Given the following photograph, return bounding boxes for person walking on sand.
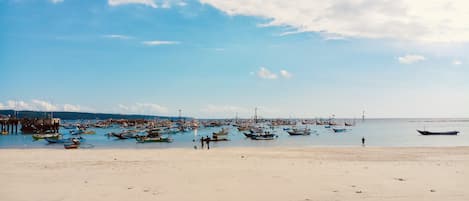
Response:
[362,137,366,146]
[200,137,204,149]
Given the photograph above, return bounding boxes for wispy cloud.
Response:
[200,0,469,43]
[142,40,180,46]
[117,103,168,114]
[108,0,187,9]
[108,0,158,8]
[50,0,64,4]
[103,34,133,40]
[398,54,426,64]
[280,70,292,79]
[452,60,462,65]
[256,67,293,79]
[257,67,278,79]
[0,99,92,112]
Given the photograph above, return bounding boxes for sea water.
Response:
[1,119,468,149]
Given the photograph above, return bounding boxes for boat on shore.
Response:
[417,130,459,135]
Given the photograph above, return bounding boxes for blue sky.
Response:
[1,0,469,118]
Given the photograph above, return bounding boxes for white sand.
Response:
[1,147,468,201]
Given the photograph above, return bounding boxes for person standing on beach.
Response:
[200,137,204,149]
[205,136,210,150]
[362,137,366,146]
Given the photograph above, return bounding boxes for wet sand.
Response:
[1,147,468,201]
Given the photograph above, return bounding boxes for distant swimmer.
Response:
[362,137,366,146]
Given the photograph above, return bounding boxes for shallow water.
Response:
[1,119,468,149]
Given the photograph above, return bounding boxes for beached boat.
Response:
[417,130,459,135]
[287,128,312,136]
[332,128,347,133]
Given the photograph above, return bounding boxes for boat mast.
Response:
[254,107,258,124]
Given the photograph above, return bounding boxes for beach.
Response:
[1,147,468,201]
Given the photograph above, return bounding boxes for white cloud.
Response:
[257,67,278,79]
[31,99,58,111]
[452,60,462,65]
[117,103,169,114]
[108,0,158,8]
[161,1,171,8]
[50,0,64,4]
[63,104,81,112]
[398,54,426,64]
[142,40,180,46]
[200,0,469,43]
[280,70,292,79]
[0,100,92,112]
[103,34,133,40]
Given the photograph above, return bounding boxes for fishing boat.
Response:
[135,136,172,143]
[333,128,347,133]
[64,143,79,149]
[417,130,459,135]
[46,137,85,144]
[344,122,353,126]
[82,130,96,134]
[64,138,81,149]
[213,128,229,136]
[32,133,61,140]
[251,133,278,140]
[1,130,8,135]
[135,128,172,143]
[287,128,312,136]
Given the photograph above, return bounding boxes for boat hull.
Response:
[417,130,459,135]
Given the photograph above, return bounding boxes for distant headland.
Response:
[0,110,184,120]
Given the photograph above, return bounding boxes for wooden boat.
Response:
[251,134,277,140]
[111,132,135,139]
[333,128,347,133]
[82,130,96,134]
[287,128,311,136]
[213,128,229,136]
[135,136,172,143]
[46,137,85,144]
[64,143,79,149]
[417,130,459,135]
[32,133,61,140]
[243,132,254,138]
[64,139,81,149]
[1,130,8,135]
[344,122,353,126]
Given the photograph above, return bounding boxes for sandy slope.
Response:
[1,147,468,201]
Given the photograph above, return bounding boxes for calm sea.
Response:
[1,119,468,149]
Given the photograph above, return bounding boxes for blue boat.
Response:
[333,128,347,133]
